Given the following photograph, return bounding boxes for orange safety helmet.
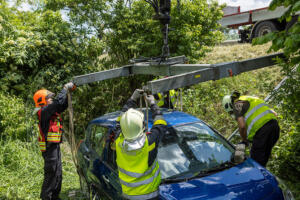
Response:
[33,89,55,107]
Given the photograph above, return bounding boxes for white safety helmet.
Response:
[222,95,234,113]
[120,108,145,140]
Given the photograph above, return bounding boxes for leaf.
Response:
[292,1,300,13]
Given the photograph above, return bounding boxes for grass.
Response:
[0,139,81,200]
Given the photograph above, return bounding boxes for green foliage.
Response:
[45,0,224,64]
[104,0,224,64]
[0,92,35,140]
[0,140,80,199]
[253,0,300,197]
[0,4,104,99]
[252,2,300,120]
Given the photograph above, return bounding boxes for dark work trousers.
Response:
[40,143,62,200]
[251,119,280,167]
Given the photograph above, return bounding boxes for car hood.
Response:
[159,158,282,200]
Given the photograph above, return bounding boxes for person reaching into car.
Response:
[222,91,280,167]
[33,82,75,200]
[114,89,167,200]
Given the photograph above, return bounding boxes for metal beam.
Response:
[131,64,170,76]
[73,66,131,86]
[148,55,188,65]
[131,63,212,76]
[145,68,214,93]
[170,64,213,75]
[145,53,283,93]
[73,53,283,87]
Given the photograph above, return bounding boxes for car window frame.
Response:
[86,123,107,157]
[157,121,235,180]
[173,121,235,150]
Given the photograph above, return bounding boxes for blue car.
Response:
[76,108,293,200]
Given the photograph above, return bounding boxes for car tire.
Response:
[253,21,278,38]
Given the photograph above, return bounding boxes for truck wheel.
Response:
[253,21,278,38]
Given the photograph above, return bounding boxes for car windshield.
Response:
[157,122,234,180]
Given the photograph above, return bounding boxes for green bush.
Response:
[0,5,104,100]
[253,0,300,196]
[0,92,36,141]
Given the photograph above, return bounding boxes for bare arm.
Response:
[236,116,248,143]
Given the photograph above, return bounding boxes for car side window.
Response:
[90,125,107,156]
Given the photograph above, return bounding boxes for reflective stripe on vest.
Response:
[37,110,63,152]
[244,103,269,121]
[118,159,158,178]
[116,134,161,199]
[39,141,46,151]
[238,96,277,141]
[119,168,160,187]
[37,110,46,152]
[122,190,159,200]
[46,116,62,143]
[247,110,274,135]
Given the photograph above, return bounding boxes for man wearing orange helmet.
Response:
[33,82,75,200]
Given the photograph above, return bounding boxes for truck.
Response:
[219,6,300,43]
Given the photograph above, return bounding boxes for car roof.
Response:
[89,108,202,130]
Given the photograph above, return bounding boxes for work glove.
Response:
[145,95,156,105]
[130,89,144,101]
[64,82,76,91]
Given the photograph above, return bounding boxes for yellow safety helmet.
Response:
[120,108,145,140]
[33,89,55,107]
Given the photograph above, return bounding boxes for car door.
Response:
[101,128,123,199]
[87,124,122,199]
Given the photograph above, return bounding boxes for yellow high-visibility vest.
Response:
[156,90,178,108]
[238,96,277,141]
[116,135,161,200]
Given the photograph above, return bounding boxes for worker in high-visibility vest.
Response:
[115,89,167,200]
[154,89,178,109]
[222,91,280,167]
[152,77,178,109]
[33,82,75,200]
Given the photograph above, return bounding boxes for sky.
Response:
[217,0,272,11]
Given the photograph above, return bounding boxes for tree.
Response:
[105,0,224,64]
[43,0,224,65]
[0,2,104,99]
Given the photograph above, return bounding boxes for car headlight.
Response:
[276,177,294,200]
